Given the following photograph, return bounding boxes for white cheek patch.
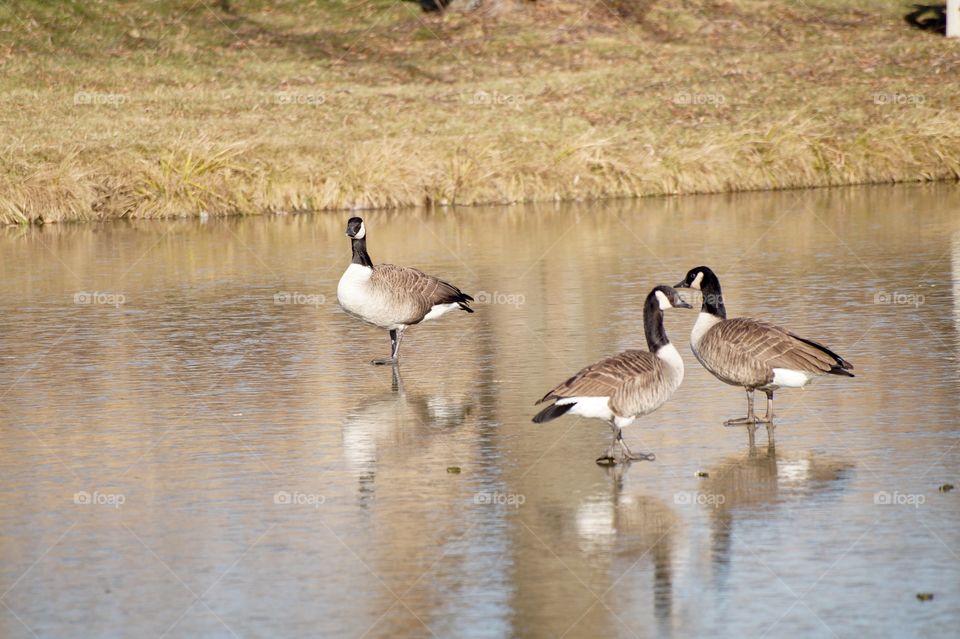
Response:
[655,290,672,310]
[354,222,366,239]
[691,271,704,290]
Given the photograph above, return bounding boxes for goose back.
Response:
[696,317,850,388]
[537,349,682,418]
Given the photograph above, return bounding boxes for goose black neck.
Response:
[700,272,727,319]
[643,294,670,353]
[351,237,373,267]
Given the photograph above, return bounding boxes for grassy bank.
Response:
[1,0,959,224]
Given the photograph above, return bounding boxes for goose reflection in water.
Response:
[341,366,474,505]
[699,445,853,578]
[576,469,679,632]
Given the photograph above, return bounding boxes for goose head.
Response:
[652,285,692,310]
[345,217,366,239]
[675,265,718,291]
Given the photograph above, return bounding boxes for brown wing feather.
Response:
[370,264,472,324]
[537,350,659,404]
[699,318,842,386]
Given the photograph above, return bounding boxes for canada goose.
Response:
[532,285,692,465]
[675,266,854,440]
[337,217,474,365]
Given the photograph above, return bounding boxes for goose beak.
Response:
[676,299,693,309]
[674,281,689,289]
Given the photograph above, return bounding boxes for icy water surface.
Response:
[1,184,958,638]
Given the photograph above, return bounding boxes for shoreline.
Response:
[6,167,959,226]
[8,179,956,229]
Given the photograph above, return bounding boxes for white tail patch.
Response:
[557,396,614,422]
[771,368,816,388]
[422,302,459,321]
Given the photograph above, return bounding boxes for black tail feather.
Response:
[790,333,855,373]
[451,290,473,313]
[532,402,573,424]
[828,366,855,378]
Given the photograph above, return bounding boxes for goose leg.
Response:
[757,390,774,424]
[763,390,776,447]
[724,388,758,427]
[393,328,404,359]
[596,425,655,465]
[617,429,656,462]
[371,329,402,366]
[596,423,623,466]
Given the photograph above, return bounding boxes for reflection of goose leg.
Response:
[603,462,630,483]
[724,388,758,428]
[390,365,404,394]
[372,328,403,365]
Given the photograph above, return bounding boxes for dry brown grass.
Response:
[1,0,959,224]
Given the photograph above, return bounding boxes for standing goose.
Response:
[337,217,474,365]
[532,285,692,465]
[674,266,854,441]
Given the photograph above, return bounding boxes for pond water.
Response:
[0,184,958,638]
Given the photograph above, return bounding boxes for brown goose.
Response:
[675,266,854,440]
[337,217,473,365]
[532,285,692,465]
